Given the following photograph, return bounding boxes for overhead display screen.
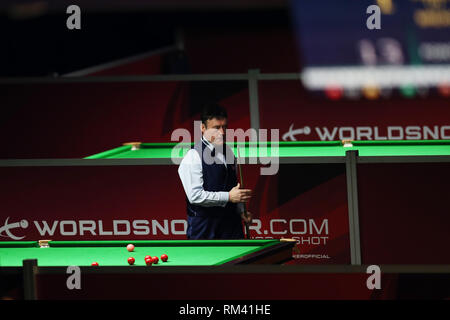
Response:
[292,0,450,67]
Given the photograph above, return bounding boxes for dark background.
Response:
[0,1,296,76]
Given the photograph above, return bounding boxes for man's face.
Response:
[201,117,227,145]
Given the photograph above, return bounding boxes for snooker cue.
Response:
[237,146,251,239]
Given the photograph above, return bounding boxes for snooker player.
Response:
[178,104,253,239]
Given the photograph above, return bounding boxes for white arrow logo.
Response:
[0,217,29,240]
[282,124,311,141]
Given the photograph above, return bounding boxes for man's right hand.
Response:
[229,183,252,203]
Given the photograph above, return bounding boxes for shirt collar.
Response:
[201,136,215,151]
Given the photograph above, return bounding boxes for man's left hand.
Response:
[241,211,253,224]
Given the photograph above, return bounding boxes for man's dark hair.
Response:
[201,103,228,126]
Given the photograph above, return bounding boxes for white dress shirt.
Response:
[178,137,244,213]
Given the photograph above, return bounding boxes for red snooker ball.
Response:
[145,255,152,260]
[145,258,153,266]
[128,257,135,265]
[152,256,159,264]
[161,254,168,262]
[127,244,135,252]
[91,262,99,266]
